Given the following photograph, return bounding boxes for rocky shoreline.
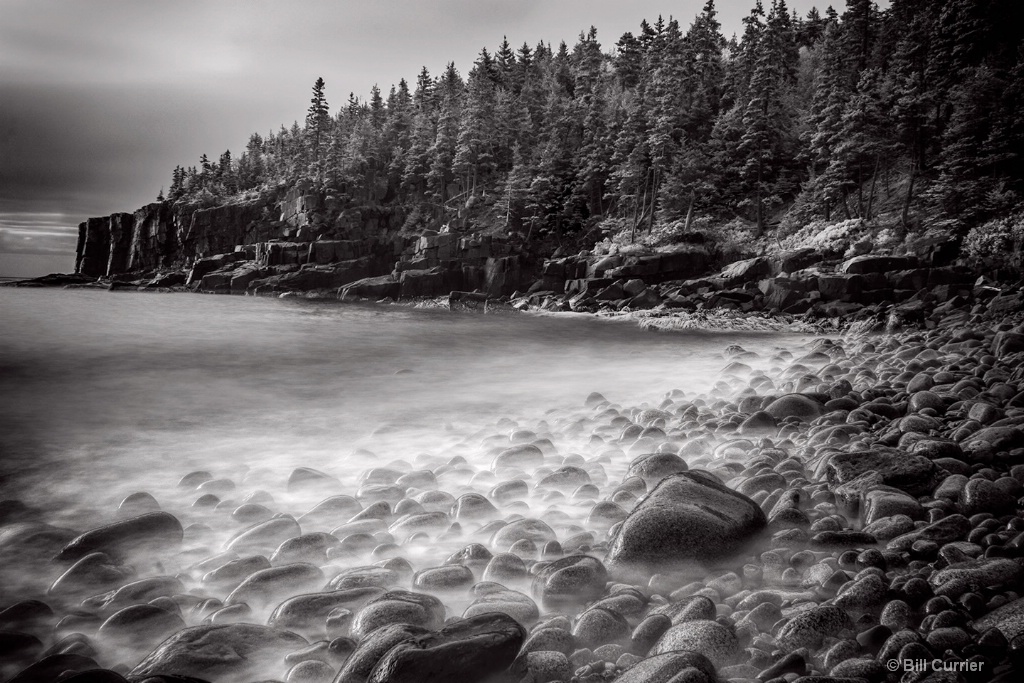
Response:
[3,299,1024,683]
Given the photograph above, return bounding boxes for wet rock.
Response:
[764,394,825,422]
[7,654,101,683]
[268,588,385,639]
[286,659,335,683]
[202,555,271,590]
[651,619,740,668]
[493,445,545,472]
[224,563,325,612]
[450,494,497,522]
[887,514,972,551]
[490,480,528,503]
[339,612,526,683]
[928,558,1023,600]
[48,551,135,598]
[482,553,529,584]
[822,449,941,497]
[413,565,475,591]
[96,603,185,651]
[522,627,575,656]
[350,590,446,639]
[532,554,608,608]
[961,478,1017,516]
[611,651,718,683]
[463,585,539,624]
[299,496,362,528]
[326,566,400,591]
[625,453,689,488]
[604,471,767,581]
[129,623,307,683]
[572,607,630,649]
[776,605,854,651]
[117,491,160,517]
[55,512,183,563]
[388,512,450,541]
[83,576,185,613]
[272,532,341,564]
[491,518,556,551]
[974,596,1024,640]
[225,516,301,555]
[522,651,571,683]
[288,467,341,493]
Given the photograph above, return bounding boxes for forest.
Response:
[162,0,1024,260]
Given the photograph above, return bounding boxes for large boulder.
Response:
[841,255,917,274]
[720,257,771,286]
[129,623,307,683]
[337,612,526,683]
[604,471,767,581]
[54,512,182,564]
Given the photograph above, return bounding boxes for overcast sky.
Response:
[0,0,834,276]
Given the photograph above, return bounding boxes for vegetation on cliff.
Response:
[162,0,1023,261]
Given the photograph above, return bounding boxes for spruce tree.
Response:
[306,77,331,177]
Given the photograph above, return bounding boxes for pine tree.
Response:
[306,77,331,178]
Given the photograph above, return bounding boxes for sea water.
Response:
[0,288,807,530]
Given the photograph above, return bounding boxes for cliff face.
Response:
[72,193,542,299]
[76,199,270,277]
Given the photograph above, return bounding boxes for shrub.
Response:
[962,213,1024,268]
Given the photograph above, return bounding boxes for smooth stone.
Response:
[928,559,1023,600]
[572,607,630,649]
[271,532,341,564]
[225,517,301,555]
[413,565,475,591]
[532,554,608,608]
[267,588,385,639]
[340,612,526,683]
[493,445,545,471]
[491,519,556,551]
[55,512,183,564]
[326,566,400,591]
[96,604,185,650]
[625,453,689,488]
[974,596,1024,640]
[48,552,135,597]
[611,651,718,683]
[129,623,307,682]
[464,587,539,624]
[350,590,445,640]
[202,555,271,589]
[886,514,972,552]
[299,496,362,528]
[604,471,767,581]
[523,651,572,683]
[224,563,325,612]
[482,553,529,584]
[775,605,853,651]
[450,494,498,522]
[522,627,575,656]
[650,619,740,668]
[388,512,450,541]
[763,394,825,421]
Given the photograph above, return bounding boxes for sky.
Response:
[0,0,837,277]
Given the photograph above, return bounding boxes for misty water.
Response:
[0,289,812,611]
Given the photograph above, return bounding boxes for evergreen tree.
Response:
[306,77,331,177]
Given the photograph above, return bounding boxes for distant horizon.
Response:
[0,0,855,278]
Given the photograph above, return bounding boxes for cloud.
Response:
[0,212,78,256]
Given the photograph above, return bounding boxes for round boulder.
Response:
[604,471,767,581]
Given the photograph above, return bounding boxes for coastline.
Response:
[2,276,1024,681]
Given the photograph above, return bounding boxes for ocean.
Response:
[0,288,804,530]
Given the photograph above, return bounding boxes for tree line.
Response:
[163,0,1024,241]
